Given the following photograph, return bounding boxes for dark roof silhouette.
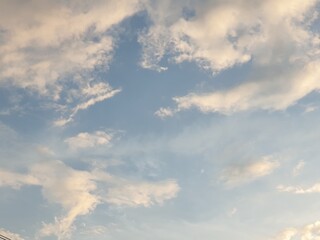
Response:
[0,234,12,240]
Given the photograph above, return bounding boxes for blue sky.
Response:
[0,0,319,239]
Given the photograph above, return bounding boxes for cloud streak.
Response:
[54,83,121,126]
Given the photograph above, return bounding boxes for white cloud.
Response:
[154,107,175,118]
[1,162,97,239]
[300,221,320,240]
[138,25,170,72]
[0,229,24,240]
[30,161,100,240]
[2,0,318,119]
[64,131,113,150]
[277,182,320,194]
[220,156,280,186]
[273,228,297,240]
[105,179,180,207]
[272,221,320,240]
[0,169,39,189]
[0,160,179,239]
[0,0,140,124]
[0,0,141,93]
[173,61,320,114]
[144,0,320,114]
[141,0,318,72]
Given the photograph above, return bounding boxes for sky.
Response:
[0,0,319,239]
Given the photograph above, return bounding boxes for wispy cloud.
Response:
[0,169,39,189]
[220,156,280,187]
[54,83,121,126]
[80,225,108,236]
[172,61,320,114]
[64,130,114,151]
[277,182,320,194]
[154,107,175,119]
[0,160,180,239]
[105,179,180,207]
[292,160,305,176]
[227,207,238,217]
[33,161,100,239]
